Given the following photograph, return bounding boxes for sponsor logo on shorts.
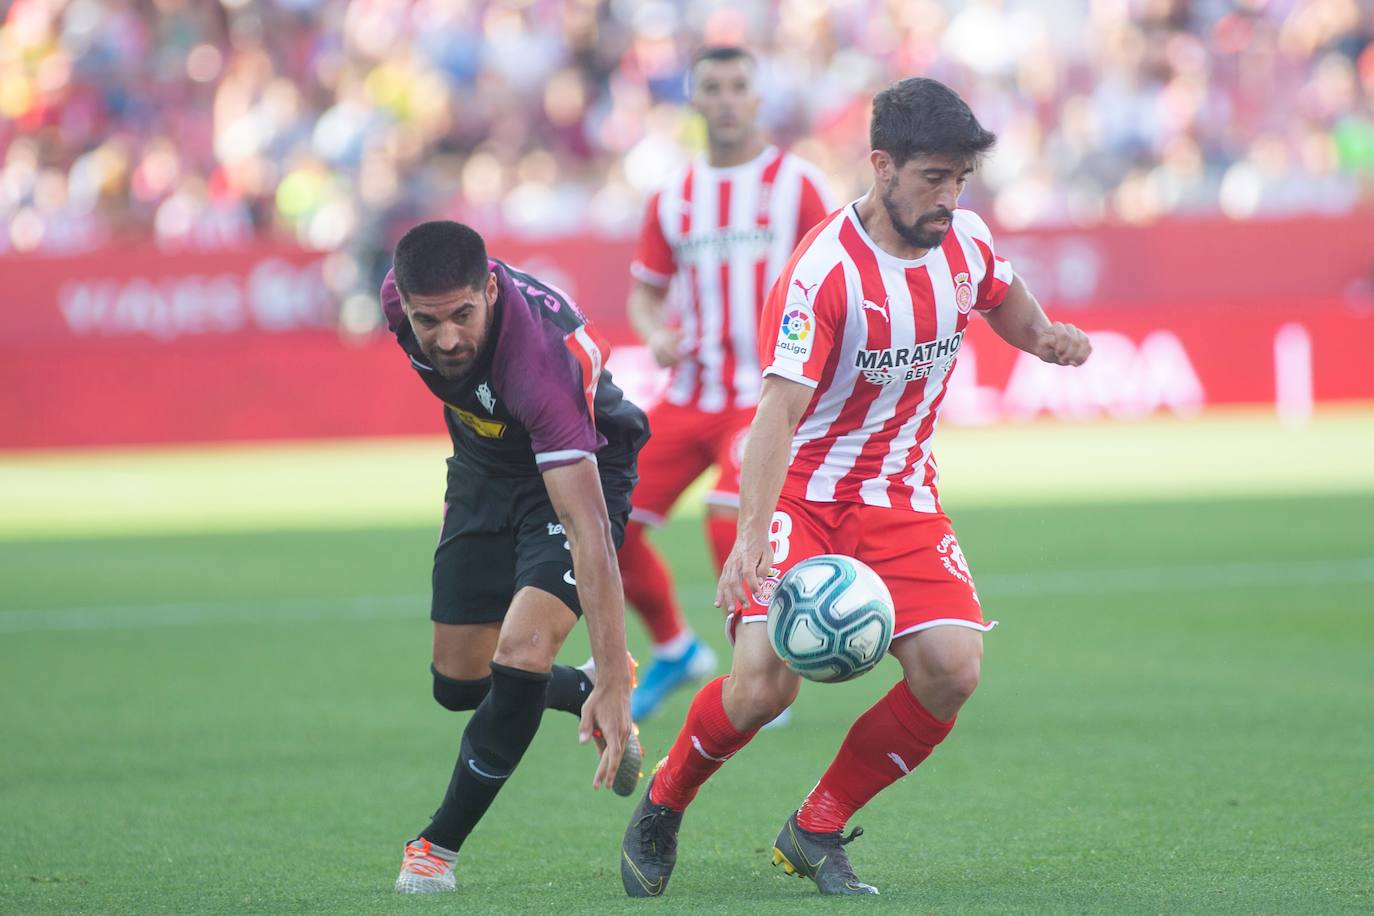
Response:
[953,271,975,314]
[563,569,577,586]
[937,533,973,585]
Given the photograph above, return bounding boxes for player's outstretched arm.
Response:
[715,375,814,612]
[982,274,1092,366]
[627,279,684,368]
[542,459,633,790]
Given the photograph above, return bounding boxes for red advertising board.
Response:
[1,215,1372,449]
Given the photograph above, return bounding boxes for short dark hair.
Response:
[392,220,489,299]
[692,45,758,92]
[870,78,996,168]
[691,45,755,74]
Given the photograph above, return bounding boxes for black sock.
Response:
[420,663,549,853]
[546,664,593,716]
[430,664,586,715]
[432,665,491,711]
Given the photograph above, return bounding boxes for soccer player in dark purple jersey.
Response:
[380,221,651,894]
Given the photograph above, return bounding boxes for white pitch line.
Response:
[0,595,424,633]
[977,557,1374,598]
[1,557,1371,635]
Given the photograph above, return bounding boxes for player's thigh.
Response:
[509,471,632,620]
[630,402,715,525]
[493,586,579,672]
[890,624,984,706]
[432,527,517,628]
[433,621,502,680]
[703,407,755,511]
[855,508,996,639]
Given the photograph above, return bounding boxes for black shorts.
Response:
[432,462,633,625]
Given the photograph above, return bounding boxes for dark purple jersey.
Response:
[380,259,648,478]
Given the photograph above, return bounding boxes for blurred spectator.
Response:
[2,0,1373,298]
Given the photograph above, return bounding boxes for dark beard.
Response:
[882,190,952,250]
[424,292,495,380]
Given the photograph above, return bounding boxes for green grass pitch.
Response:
[2,492,1371,914]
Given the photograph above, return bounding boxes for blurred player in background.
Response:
[622,46,834,721]
[621,78,1091,897]
[379,221,647,894]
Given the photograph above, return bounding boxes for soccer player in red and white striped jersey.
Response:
[620,78,1091,898]
[619,46,833,721]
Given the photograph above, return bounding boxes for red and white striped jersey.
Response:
[760,204,1014,513]
[632,146,833,412]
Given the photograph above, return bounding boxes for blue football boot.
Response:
[630,639,717,721]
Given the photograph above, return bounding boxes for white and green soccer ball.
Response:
[766,555,895,683]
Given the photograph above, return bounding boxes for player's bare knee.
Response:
[943,656,981,705]
[491,631,557,673]
[914,654,980,709]
[724,669,795,730]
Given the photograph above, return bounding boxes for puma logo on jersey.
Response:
[792,278,819,302]
[861,297,889,322]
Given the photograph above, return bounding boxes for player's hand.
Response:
[714,535,774,613]
[578,672,632,790]
[1034,322,1092,366]
[648,328,685,368]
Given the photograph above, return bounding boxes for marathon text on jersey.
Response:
[855,330,965,385]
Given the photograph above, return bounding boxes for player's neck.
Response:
[855,190,931,261]
[705,136,765,169]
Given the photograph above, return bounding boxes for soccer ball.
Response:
[766,555,895,683]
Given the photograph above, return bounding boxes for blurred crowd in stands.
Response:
[3,0,1373,277]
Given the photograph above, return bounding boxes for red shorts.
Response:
[733,494,997,640]
[630,401,753,525]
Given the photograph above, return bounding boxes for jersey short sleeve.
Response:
[498,320,611,472]
[759,257,847,389]
[630,191,675,288]
[955,209,1014,311]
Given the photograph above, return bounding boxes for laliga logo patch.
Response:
[774,304,814,358]
[953,272,975,314]
[781,308,812,341]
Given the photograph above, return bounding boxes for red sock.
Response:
[617,523,687,647]
[650,676,758,811]
[797,681,955,833]
[706,513,736,571]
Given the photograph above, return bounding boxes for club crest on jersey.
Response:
[854,330,964,385]
[775,304,814,358]
[953,272,975,314]
[476,382,496,414]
